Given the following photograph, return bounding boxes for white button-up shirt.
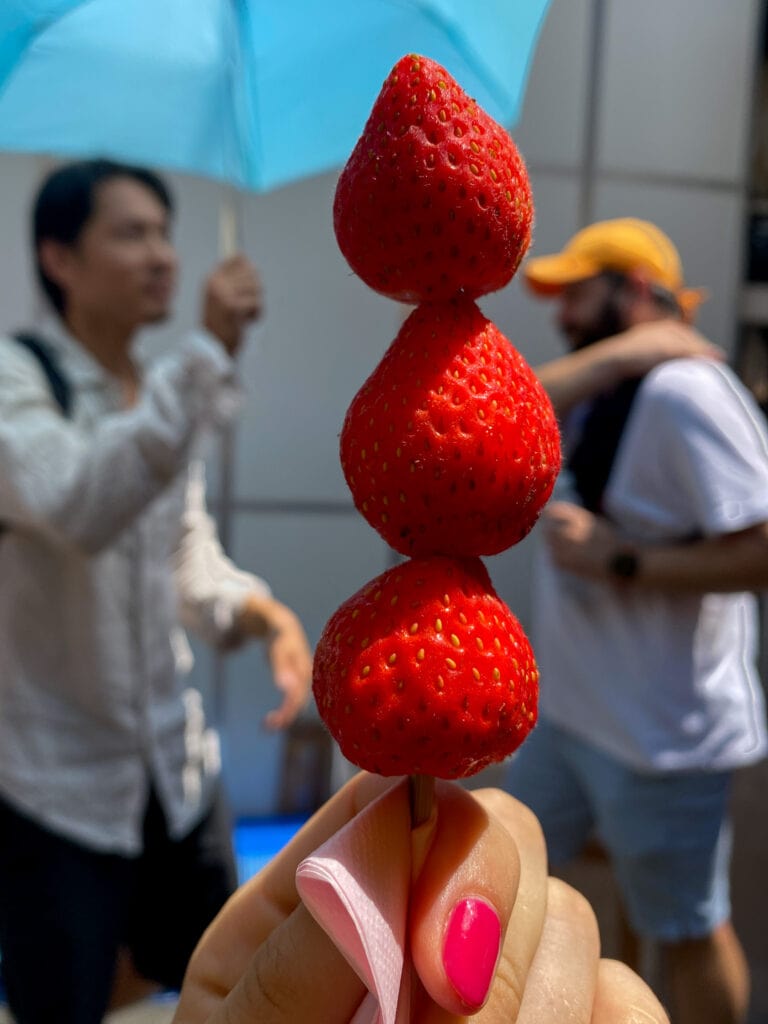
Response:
[0,322,269,855]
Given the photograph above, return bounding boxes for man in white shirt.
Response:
[507,218,768,1024]
[0,159,313,1022]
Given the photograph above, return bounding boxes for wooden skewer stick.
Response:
[407,773,436,1020]
[409,773,435,829]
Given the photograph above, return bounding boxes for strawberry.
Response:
[313,555,538,779]
[333,53,533,303]
[340,297,560,557]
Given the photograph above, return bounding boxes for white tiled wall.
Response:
[233,171,401,504]
[481,171,585,365]
[224,510,391,814]
[513,0,592,170]
[597,0,760,184]
[0,153,48,327]
[0,0,762,816]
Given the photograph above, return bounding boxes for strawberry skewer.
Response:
[314,58,560,1000]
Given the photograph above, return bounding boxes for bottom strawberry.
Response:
[312,556,538,779]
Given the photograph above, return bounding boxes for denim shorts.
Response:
[505,717,733,942]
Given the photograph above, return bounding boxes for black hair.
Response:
[32,158,173,314]
[599,269,682,318]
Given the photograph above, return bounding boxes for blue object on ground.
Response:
[234,814,309,883]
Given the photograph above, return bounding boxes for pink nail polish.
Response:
[442,896,501,1010]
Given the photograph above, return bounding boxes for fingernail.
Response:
[442,897,501,1011]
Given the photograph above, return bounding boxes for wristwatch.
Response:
[607,547,640,580]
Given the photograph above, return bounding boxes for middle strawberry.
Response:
[340,298,561,557]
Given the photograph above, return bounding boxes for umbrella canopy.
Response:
[0,0,551,193]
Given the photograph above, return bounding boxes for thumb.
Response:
[209,904,366,1023]
[409,783,520,1015]
[410,785,547,1019]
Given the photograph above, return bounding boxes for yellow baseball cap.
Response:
[523,218,707,317]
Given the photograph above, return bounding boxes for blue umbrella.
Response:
[0,0,551,194]
[0,0,552,727]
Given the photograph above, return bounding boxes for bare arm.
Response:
[543,502,768,593]
[536,321,722,417]
[638,522,768,592]
[236,591,313,730]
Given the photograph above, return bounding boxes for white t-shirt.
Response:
[535,358,768,772]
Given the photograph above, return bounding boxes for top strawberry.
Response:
[333,54,533,303]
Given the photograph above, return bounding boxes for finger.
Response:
[262,701,293,731]
[411,786,549,1018]
[214,262,261,298]
[474,790,550,1022]
[220,252,252,272]
[226,284,261,307]
[542,500,572,519]
[514,878,599,1024]
[229,279,263,304]
[408,785,517,1021]
[225,257,260,281]
[234,302,263,325]
[541,503,576,532]
[229,264,261,285]
[262,674,306,731]
[267,639,311,694]
[209,256,245,282]
[205,904,366,1024]
[174,772,399,1023]
[229,288,261,309]
[591,960,670,1024]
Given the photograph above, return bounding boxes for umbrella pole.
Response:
[213,186,244,728]
[216,184,242,557]
[218,187,241,260]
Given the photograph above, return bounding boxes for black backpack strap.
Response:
[567,376,644,515]
[10,331,73,417]
[0,332,73,537]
